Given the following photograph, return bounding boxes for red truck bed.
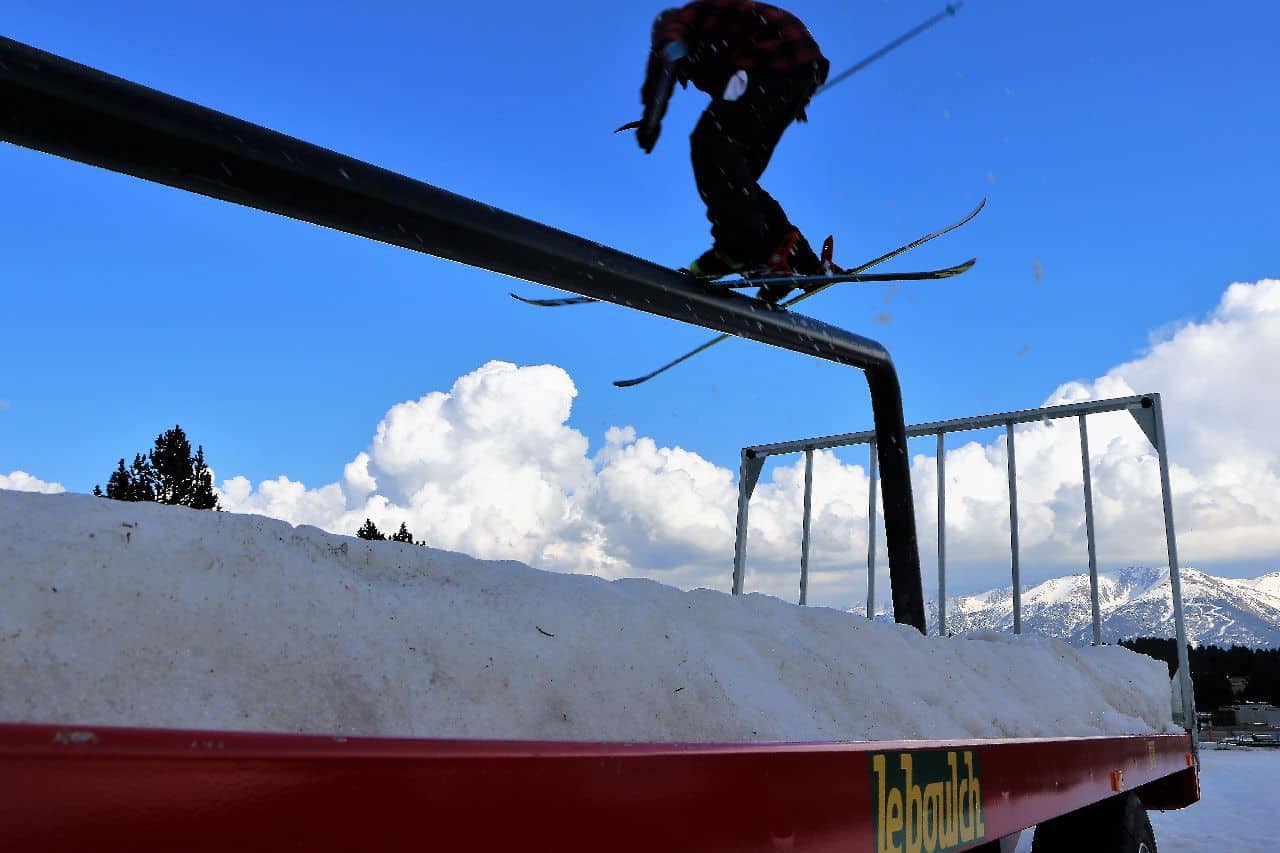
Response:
[0,723,1197,852]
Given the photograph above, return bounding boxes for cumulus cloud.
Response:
[0,471,65,494]
[1044,279,1280,566]
[221,362,618,574]
[217,280,1280,608]
[874,279,1280,597]
[216,362,885,596]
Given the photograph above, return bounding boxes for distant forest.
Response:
[1121,637,1280,711]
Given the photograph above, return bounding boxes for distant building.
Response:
[1222,703,1280,727]
[1227,675,1250,697]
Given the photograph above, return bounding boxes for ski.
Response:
[510,267,742,307]
[723,257,975,290]
[613,197,986,388]
[510,293,603,307]
[510,258,975,308]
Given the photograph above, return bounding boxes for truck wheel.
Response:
[1030,792,1156,853]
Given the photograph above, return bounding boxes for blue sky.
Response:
[3,1,1278,603]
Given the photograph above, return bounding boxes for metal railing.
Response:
[732,393,1197,733]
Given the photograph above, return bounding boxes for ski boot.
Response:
[684,246,748,279]
[756,230,842,304]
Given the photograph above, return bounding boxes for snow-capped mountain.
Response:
[924,567,1280,648]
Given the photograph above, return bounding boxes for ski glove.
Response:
[637,118,661,153]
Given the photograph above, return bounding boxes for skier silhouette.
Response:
[637,0,837,302]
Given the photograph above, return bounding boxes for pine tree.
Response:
[356,519,386,541]
[390,522,415,543]
[94,426,220,510]
[149,426,218,508]
[1121,637,1280,712]
[95,454,157,502]
[187,445,219,510]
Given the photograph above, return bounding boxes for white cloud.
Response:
[885,280,1280,586]
[0,471,65,494]
[217,280,1280,607]
[220,361,615,573]
[1047,279,1280,567]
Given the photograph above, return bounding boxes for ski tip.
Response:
[613,377,645,388]
[926,257,977,280]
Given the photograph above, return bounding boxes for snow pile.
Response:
[0,490,1175,741]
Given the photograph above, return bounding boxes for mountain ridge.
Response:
[887,567,1280,648]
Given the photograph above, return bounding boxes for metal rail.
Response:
[734,394,1197,736]
[0,35,928,631]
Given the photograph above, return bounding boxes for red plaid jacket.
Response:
[642,0,828,103]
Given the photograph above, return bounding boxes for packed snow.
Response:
[1,489,1176,742]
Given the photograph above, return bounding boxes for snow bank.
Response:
[0,490,1175,741]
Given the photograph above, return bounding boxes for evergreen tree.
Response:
[1120,637,1280,712]
[94,454,157,502]
[149,426,219,508]
[94,425,220,510]
[187,446,219,510]
[356,520,426,546]
[356,519,386,541]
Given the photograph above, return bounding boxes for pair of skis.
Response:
[509,257,974,309]
[511,198,985,387]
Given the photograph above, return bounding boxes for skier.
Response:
[636,0,838,303]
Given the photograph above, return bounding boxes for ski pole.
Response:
[817,1,964,95]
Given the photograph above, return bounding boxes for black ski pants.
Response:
[690,62,823,266]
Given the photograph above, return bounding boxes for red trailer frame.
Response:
[0,723,1196,852]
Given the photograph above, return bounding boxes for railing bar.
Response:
[745,394,1158,458]
[731,451,752,596]
[1006,421,1022,635]
[1079,415,1103,646]
[1152,396,1196,747]
[937,432,947,636]
[799,448,814,606]
[866,442,879,620]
